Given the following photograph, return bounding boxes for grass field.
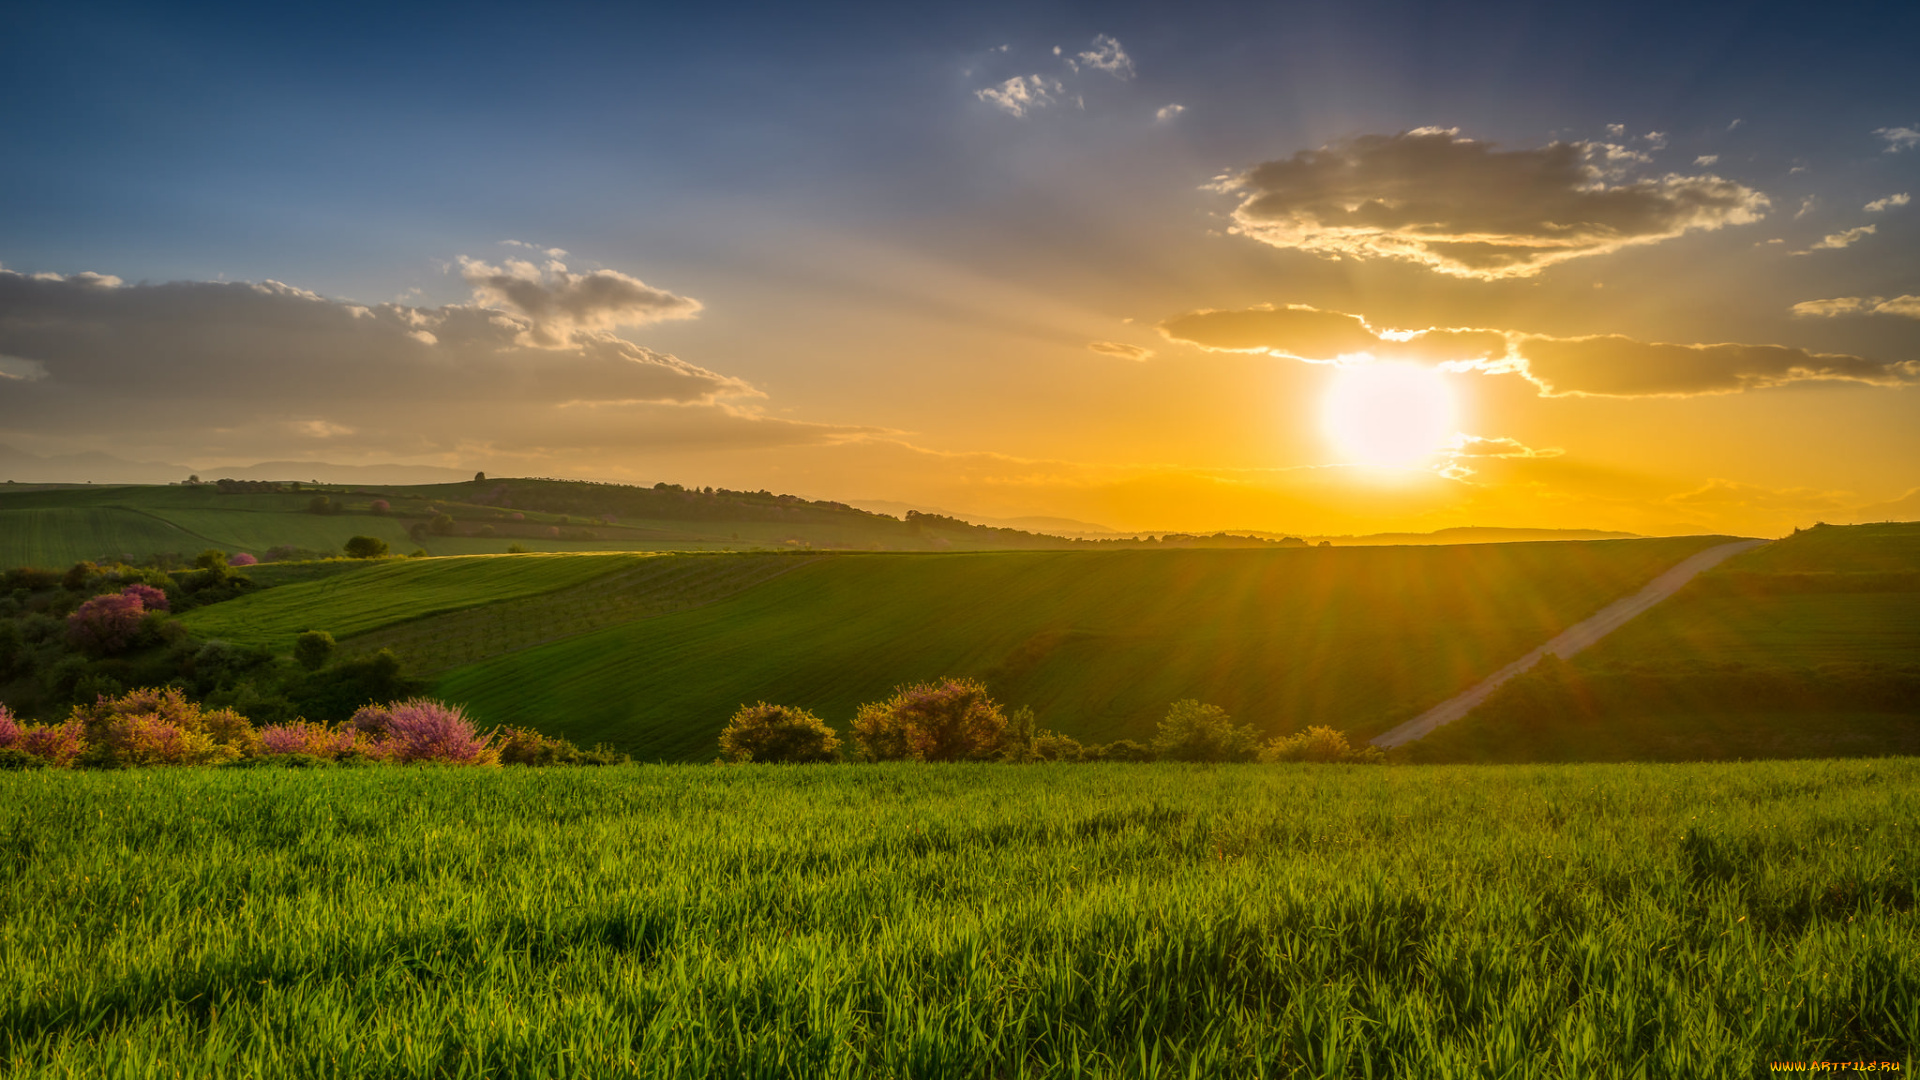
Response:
[431,538,1726,760]
[177,553,655,652]
[0,760,1911,1078]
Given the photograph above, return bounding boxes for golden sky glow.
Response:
[2,9,1918,538]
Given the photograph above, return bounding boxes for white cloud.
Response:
[975,74,1069,117]
[1606,123,1626,137]
[0,354,50,381]
[1802,225,1876,252]
[1642,131,1668,149]
[456,256,702,347]
[1087,340,1153,361]
[1728,118,1743,131]
[1875,125,1920,152]
[1075,34,1134,79]
[1865,192,1910,212]
[1155,103,1185,122]
[1791,295,1920,319]
[293,419,356,438]
[1694,155,1719,166]
[1219,129,1769,280]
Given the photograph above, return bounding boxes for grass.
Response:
[1414,709,1920,763]
[0,508,203,569]
[338,552,820,673]
[178,553,655,652]
[433,538,1728,760]
[0,760,1911,1078]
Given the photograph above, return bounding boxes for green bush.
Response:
[343,536,389,559]
[1152,700,1261,763]
[293,630,336,671]
[1260,725,1385,764]
[718,703,841,763]
[851,678,1007,762]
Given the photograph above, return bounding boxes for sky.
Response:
[2,0,1917,536]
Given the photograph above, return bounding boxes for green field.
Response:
[428,539,1724,760]
[179,553,656,652]
[0,760,1910,1078]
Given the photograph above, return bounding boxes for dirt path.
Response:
[1369,538,1768,749]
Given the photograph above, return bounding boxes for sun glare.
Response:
[1322,361,1456,468]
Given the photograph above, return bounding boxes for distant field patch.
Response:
[0,507,201,567]
[180,553,652,651]
[340,553,820,673]
[436,539,1727,760]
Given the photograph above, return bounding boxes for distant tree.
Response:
[62,561,98,592]
[852,678,1008,762]
[1152,700,1261,763]
[718,703,841,763]
[194,550,229,571]
[188,474,199,483]
[506,544,527,554]
[344,535,389,559]
[474,471,486,482]
[370,499,390,515]
[408,522,429,543]
[229,552,258,566]
[429,513,456,536]
[308,495,333,514]
[293,630,336,671]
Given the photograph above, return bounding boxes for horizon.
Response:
[4,0,1918,538]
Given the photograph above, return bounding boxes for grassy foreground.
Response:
[2,762,1913,1078]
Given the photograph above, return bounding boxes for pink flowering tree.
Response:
[67,593,150,655]
[119,583,170,611]
[228,552,258,566]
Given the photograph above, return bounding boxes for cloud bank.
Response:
[1791,295,1920,319]
[1159,303,1918,397]
[0,264,873,465]
[1218,129,1769,279]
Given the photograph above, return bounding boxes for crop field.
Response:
[0,507,203,569]
[179,553,655,652]
[432,538,1726,760]
[0,760,1911,1078]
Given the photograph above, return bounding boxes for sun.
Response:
[1322,361,1456,467]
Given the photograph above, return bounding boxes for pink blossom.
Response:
[119,583,170,611]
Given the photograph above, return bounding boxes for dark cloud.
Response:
[1220,129,1769,279]
[1157,302,1917,397]
[0,267,872,463]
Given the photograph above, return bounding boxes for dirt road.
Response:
[1369,538,1768,749]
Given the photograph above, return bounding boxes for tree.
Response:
[429,513,456,536]
[66,593,149,655]
[344,535,389,559]
[1152,700,1261,763]
[851,678,1008,762]
[718,703,841,763]
[369,499,390,515]
[474,471,486,482]
[308,495,334,514]
[293,630,336,671]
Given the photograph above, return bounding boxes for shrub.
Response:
[381,698,497,765]
[851,678,1008,762]
[119,582,170,611]
[258,720,363,760]
[293,630,336,671]
[66,593,149,655]
[429,514,456,536]
[1085,739,1156,763]
[229,553,258,567]
[1261,725,1385,764]
[999,706,1082,762]
[70,687,258,766]
[1152,700,1261,763]
[494,726,627,766]
[718,703,841,763]
[370,499,390,515]
[344,535,389,559]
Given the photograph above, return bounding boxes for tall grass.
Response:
[1,760,1912,1077]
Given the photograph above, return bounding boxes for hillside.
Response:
[421,538,1725,760]
[1413,521,1920,762]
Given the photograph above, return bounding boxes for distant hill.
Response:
[1299,526,1643,546]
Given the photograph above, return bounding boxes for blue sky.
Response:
[2,0,1917,534]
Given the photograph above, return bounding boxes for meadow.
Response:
[0,759,1911,1078]
[427,539,1723,759]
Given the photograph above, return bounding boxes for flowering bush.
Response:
[71,687,258,766]
[1260,726,1385,764]
[382,699,497,765]
[719,703,841,763]
[369,499,390,515]
[259,720,366,760]
[119,582,170,611]
[851,678,1007,762]
[0,707,89,768]
[228,552,258,566]
[66,593,150,655]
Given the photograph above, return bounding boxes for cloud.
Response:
[0,265,887,466]
[455,256,701,347]
[1694,155,1719,166]
[1865,192,1910,212]
[1073,34,1134,79]
[975,74,1070,117]
[1791,295,1920,319]
[1802,225,1876,252]
[1875,125,1920,152]
[1218,129,1769,279]
[1087,340,1154,361]
[1435,434,1562,479]
[1158,302,1919,397]
[1155,103,1185,122]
